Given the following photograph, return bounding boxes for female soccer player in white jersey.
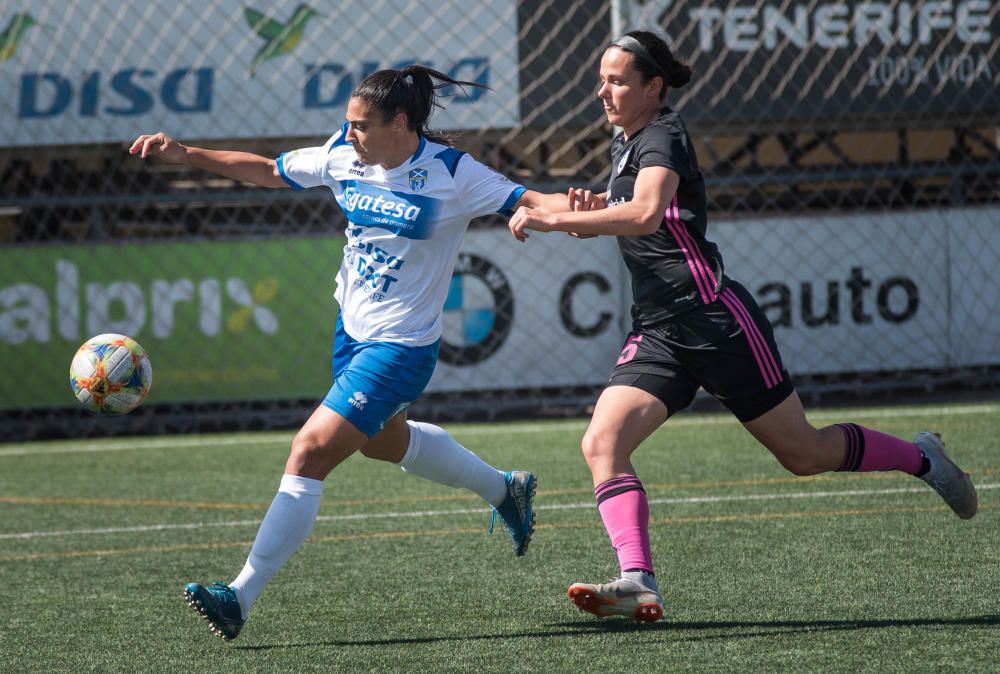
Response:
[508,30,977,623]
[130,65,571,641]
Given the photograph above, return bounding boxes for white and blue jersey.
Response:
[277,125,526,346]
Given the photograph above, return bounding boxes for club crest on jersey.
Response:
[350,160,366,177]
[409,168,428,192]
[616,148,631,175]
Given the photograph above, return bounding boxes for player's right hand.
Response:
[567,187,606,212]
[128,132,187,163]
[566,187,603,239]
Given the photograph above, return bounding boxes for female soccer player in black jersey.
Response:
[509,30,977,623]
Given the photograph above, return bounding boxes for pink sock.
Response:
[595,475,654,575]
[837,423,923,475]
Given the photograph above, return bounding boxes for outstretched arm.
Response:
[514,187,605,213]
[512,188,606,238]
[515,189,569,212]
[128,132,288,189]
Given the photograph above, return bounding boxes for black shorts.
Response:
[608,279,794,422]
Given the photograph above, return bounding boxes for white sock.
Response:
[398,421,507,506]
[229,474,323,619]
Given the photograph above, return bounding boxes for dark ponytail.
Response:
[351,65,488,146]
[610,30,692,100]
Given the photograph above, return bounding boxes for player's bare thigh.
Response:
[582,385,669,485]
[285,404,370,480]
[359,413,410,463]
[741,391,843,475]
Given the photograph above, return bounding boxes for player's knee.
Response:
[288,429,336,475]
[762,424,839,476]
[774,452,826,476]
[357,444,381,459]
[291,427,320,455]
[784,426,845,475]
[581,428,615,469]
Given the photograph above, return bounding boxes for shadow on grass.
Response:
[234,614,1000,650]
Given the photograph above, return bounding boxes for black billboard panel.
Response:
[629,0,998,129]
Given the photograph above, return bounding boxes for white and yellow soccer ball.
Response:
[69,333,153,414]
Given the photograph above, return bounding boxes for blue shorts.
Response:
[322,316,440,437]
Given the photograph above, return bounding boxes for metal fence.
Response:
[1,0,998,440]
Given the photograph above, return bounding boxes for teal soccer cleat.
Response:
[184,581,245,641]
[489,470,536,556]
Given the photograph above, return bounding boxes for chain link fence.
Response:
[1,0,997,440]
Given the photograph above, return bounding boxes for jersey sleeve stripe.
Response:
[275,153,304,190]
[434,147,466,177]
[327,122,351,152]
[498,186,527,215]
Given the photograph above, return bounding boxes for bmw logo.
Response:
[439,253,513,366]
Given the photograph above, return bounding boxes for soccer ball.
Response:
[69,333,153,414]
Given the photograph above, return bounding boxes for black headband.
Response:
[610,35,667,81]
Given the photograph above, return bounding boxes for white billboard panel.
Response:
[0,2,520,147]
[429,208,998,394]
[947,209,1000,366]
[428,229,630,392]
[714,211,952,374]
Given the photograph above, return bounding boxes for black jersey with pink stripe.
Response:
[607,106,724,326]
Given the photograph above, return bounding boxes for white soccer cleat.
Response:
[914,432,977,519]
[567,577,664,623]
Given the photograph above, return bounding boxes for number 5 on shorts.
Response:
[616,335,643,365]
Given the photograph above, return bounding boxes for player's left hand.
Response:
[508,206,553,242]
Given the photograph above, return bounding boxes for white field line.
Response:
[2,483,995,542]
[1,402,998,458]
